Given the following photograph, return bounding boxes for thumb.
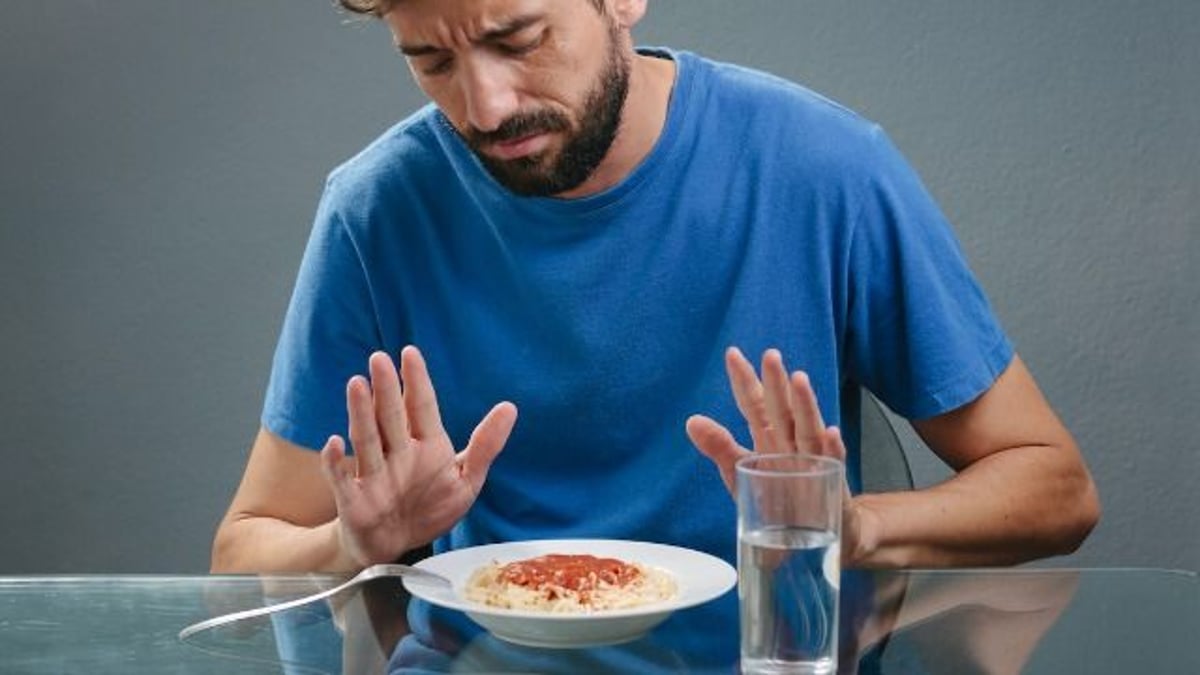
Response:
[686,414,751,496]
[458,401,518,486]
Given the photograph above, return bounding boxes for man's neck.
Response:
[556,52,677,199]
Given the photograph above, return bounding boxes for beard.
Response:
[461,29,631,197]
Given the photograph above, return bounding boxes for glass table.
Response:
[1,568,1195,674]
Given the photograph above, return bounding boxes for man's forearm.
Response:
[210,516,360,574]
[847,443,1100,568]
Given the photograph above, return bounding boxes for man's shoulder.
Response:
[322,104,450,204]
[685,51,880,147]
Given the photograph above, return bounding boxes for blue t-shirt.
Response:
[263,49,1012,567]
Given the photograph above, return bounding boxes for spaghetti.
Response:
[465,553,677,612]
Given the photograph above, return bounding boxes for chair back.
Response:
[858,391,914,492]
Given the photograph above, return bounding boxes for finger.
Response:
[724,347,773,451]
[686,414,752,496]
[346,375,386,477]
[821,426,848,463]
[822,426,854,505]
[368,351,409,458]
[788,370,826,453]
[761,349,796,452]
[320,435,358,502]
[458,402,519,487]
[399,346,447,441]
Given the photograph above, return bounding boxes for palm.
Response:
[396,435,478,546]
[321,348,517,567]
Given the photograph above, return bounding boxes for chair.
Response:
[857,390,915,492]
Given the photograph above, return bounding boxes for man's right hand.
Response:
[319,346,517,568]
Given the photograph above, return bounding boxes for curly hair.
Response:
[336,0,604,18]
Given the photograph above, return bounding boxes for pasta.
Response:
[465,553,677,613]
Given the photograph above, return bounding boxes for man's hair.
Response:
[337,0,604,18]
[336,0,393,16]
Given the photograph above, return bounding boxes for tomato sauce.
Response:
[499,554,642,595]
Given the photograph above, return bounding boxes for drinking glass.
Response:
[736,453,843,674]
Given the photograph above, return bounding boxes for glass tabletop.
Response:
[0,567,1195,674]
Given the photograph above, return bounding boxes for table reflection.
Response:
[184,567,1144,674]
[844,570,1079,674]
[3,568,1191,674]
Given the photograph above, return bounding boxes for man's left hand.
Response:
[686,347,879,566]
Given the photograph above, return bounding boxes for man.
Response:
[211,0,1098,579]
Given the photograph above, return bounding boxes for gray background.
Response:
[0,1,1195,574]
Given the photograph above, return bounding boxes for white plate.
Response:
[403,539,737,649]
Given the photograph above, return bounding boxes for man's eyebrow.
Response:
[395,14,542,57]
[479,14,541,42]
[396,42,440,57]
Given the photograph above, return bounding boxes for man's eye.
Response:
[498,33,545,57]
[499,41,536,56]
[422,57,454,76]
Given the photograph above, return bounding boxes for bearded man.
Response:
[212,0,1097,605]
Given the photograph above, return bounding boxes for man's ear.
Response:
[609,0,648,31]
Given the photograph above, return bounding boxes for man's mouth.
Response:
[487,132,552,161]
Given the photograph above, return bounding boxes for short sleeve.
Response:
[844,129,1013,420]
[261,185,381,451]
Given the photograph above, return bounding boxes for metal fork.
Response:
[178,563,450,641]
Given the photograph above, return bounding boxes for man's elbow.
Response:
[1051,471,1101,556]
[209,518,243,574]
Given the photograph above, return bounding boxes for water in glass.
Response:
[739,525,839,674]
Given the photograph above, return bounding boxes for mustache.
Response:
[466,109,571,147]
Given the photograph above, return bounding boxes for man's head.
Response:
[345,0,645,197]
[339,0,606,18]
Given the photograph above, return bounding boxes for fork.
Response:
[178,563,450,641]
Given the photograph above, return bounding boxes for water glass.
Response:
[736,453,843,674]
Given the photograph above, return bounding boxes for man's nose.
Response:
[461,60,519,134]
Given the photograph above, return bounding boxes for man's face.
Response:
[384,0,631,197]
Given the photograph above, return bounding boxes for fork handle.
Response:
[177,564,445,640]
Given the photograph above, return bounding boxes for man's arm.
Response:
[211,347,517,574]
[211,428,356,573]
[688,349,1100,568]
[850,356,1100,568]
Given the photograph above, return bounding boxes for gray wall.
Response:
[0,2,1195,573]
